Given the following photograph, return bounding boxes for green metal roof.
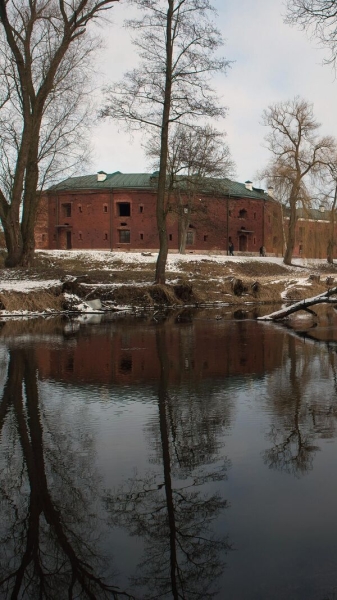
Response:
[292,207,329,221]
[48,171,269,200]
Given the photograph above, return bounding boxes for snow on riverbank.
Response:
[0,250,326,294]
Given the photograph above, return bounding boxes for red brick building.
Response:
[37,171,283,255]
[35,170,335,258]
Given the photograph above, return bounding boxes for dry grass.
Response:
[1,249,337,313]
[0,290,63,312]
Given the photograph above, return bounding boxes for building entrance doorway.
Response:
[66,231,72,249]
[239,234,247,252]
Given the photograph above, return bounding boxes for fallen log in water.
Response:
[258,286,337,321]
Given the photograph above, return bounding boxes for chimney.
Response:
[97,171,107,182]
[267,186,274,198]
[245,180,253,191]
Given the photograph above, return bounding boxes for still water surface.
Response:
[1,309,337,599]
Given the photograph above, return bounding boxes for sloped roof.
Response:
[48,171,269,200]
[296,207,329,221]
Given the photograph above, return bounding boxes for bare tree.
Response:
[260,97,336,265]
[101,0,229,283]
[145,124,235,253]
[285,0,337,67]
[0,0,119,268]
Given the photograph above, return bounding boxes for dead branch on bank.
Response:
[258,286,337,321]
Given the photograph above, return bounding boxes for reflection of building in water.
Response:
[35,320,287,386]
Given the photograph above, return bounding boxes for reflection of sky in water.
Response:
[1,319,337,598]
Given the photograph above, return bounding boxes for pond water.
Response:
[1,308,337,599]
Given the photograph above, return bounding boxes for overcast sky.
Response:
[90,0,337,187]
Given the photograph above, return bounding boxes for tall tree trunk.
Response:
[2,208,23,267]
[284,191,298,265]
[327,183,337,264]
[21,127,41,267]
[155,0,173,285]
[178,210,189,254]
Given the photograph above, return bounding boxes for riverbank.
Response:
[0,249,336,316]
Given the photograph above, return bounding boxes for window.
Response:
[119,229,130,243]
[78,205,82,213]
[169,234,172,241]
[104,232,108,240]
[62,203,71,217]
[42,234,46,242]
[239,209,247,219]
[140,233,144,240]
[229,210,232,216]
[103,204,108,213]
[139,205,144,213]
[119,357,132,373]
[79,232,82,240]
[204,235,208,242]
[253,237,256,245]
[117,202,131,217]
[186,231,194,245]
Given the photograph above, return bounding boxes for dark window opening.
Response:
[120,222,127,226]
[79,232,82,240]
[104,232,108,240]
[78,205,82,213]
[62,203,72,218]
[253,237,256,244]
[119,230,130,243]
[239,209,247,219]
[169,234,172,241]
[103,204,108,213]
[204,235,208,242]
[119,357,132,373]
[42,234,46,242]
[140,233,144,240]
[66,356,74,373]
[139,205,144,213]
[117,202,131,217]
[229,210,232,216]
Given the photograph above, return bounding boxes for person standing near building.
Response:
[229,241,234,256]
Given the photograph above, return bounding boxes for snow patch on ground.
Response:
[0,280,59,292]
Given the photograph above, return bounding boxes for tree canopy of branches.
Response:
[145,124,235,253]
[285,0,337,67]
[0,0,119,268]
[101,0,229,283]
[260,97,336,265]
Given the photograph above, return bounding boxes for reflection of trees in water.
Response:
[106,327,232,600]
[264,335,337,477]
[0,347,133,600]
